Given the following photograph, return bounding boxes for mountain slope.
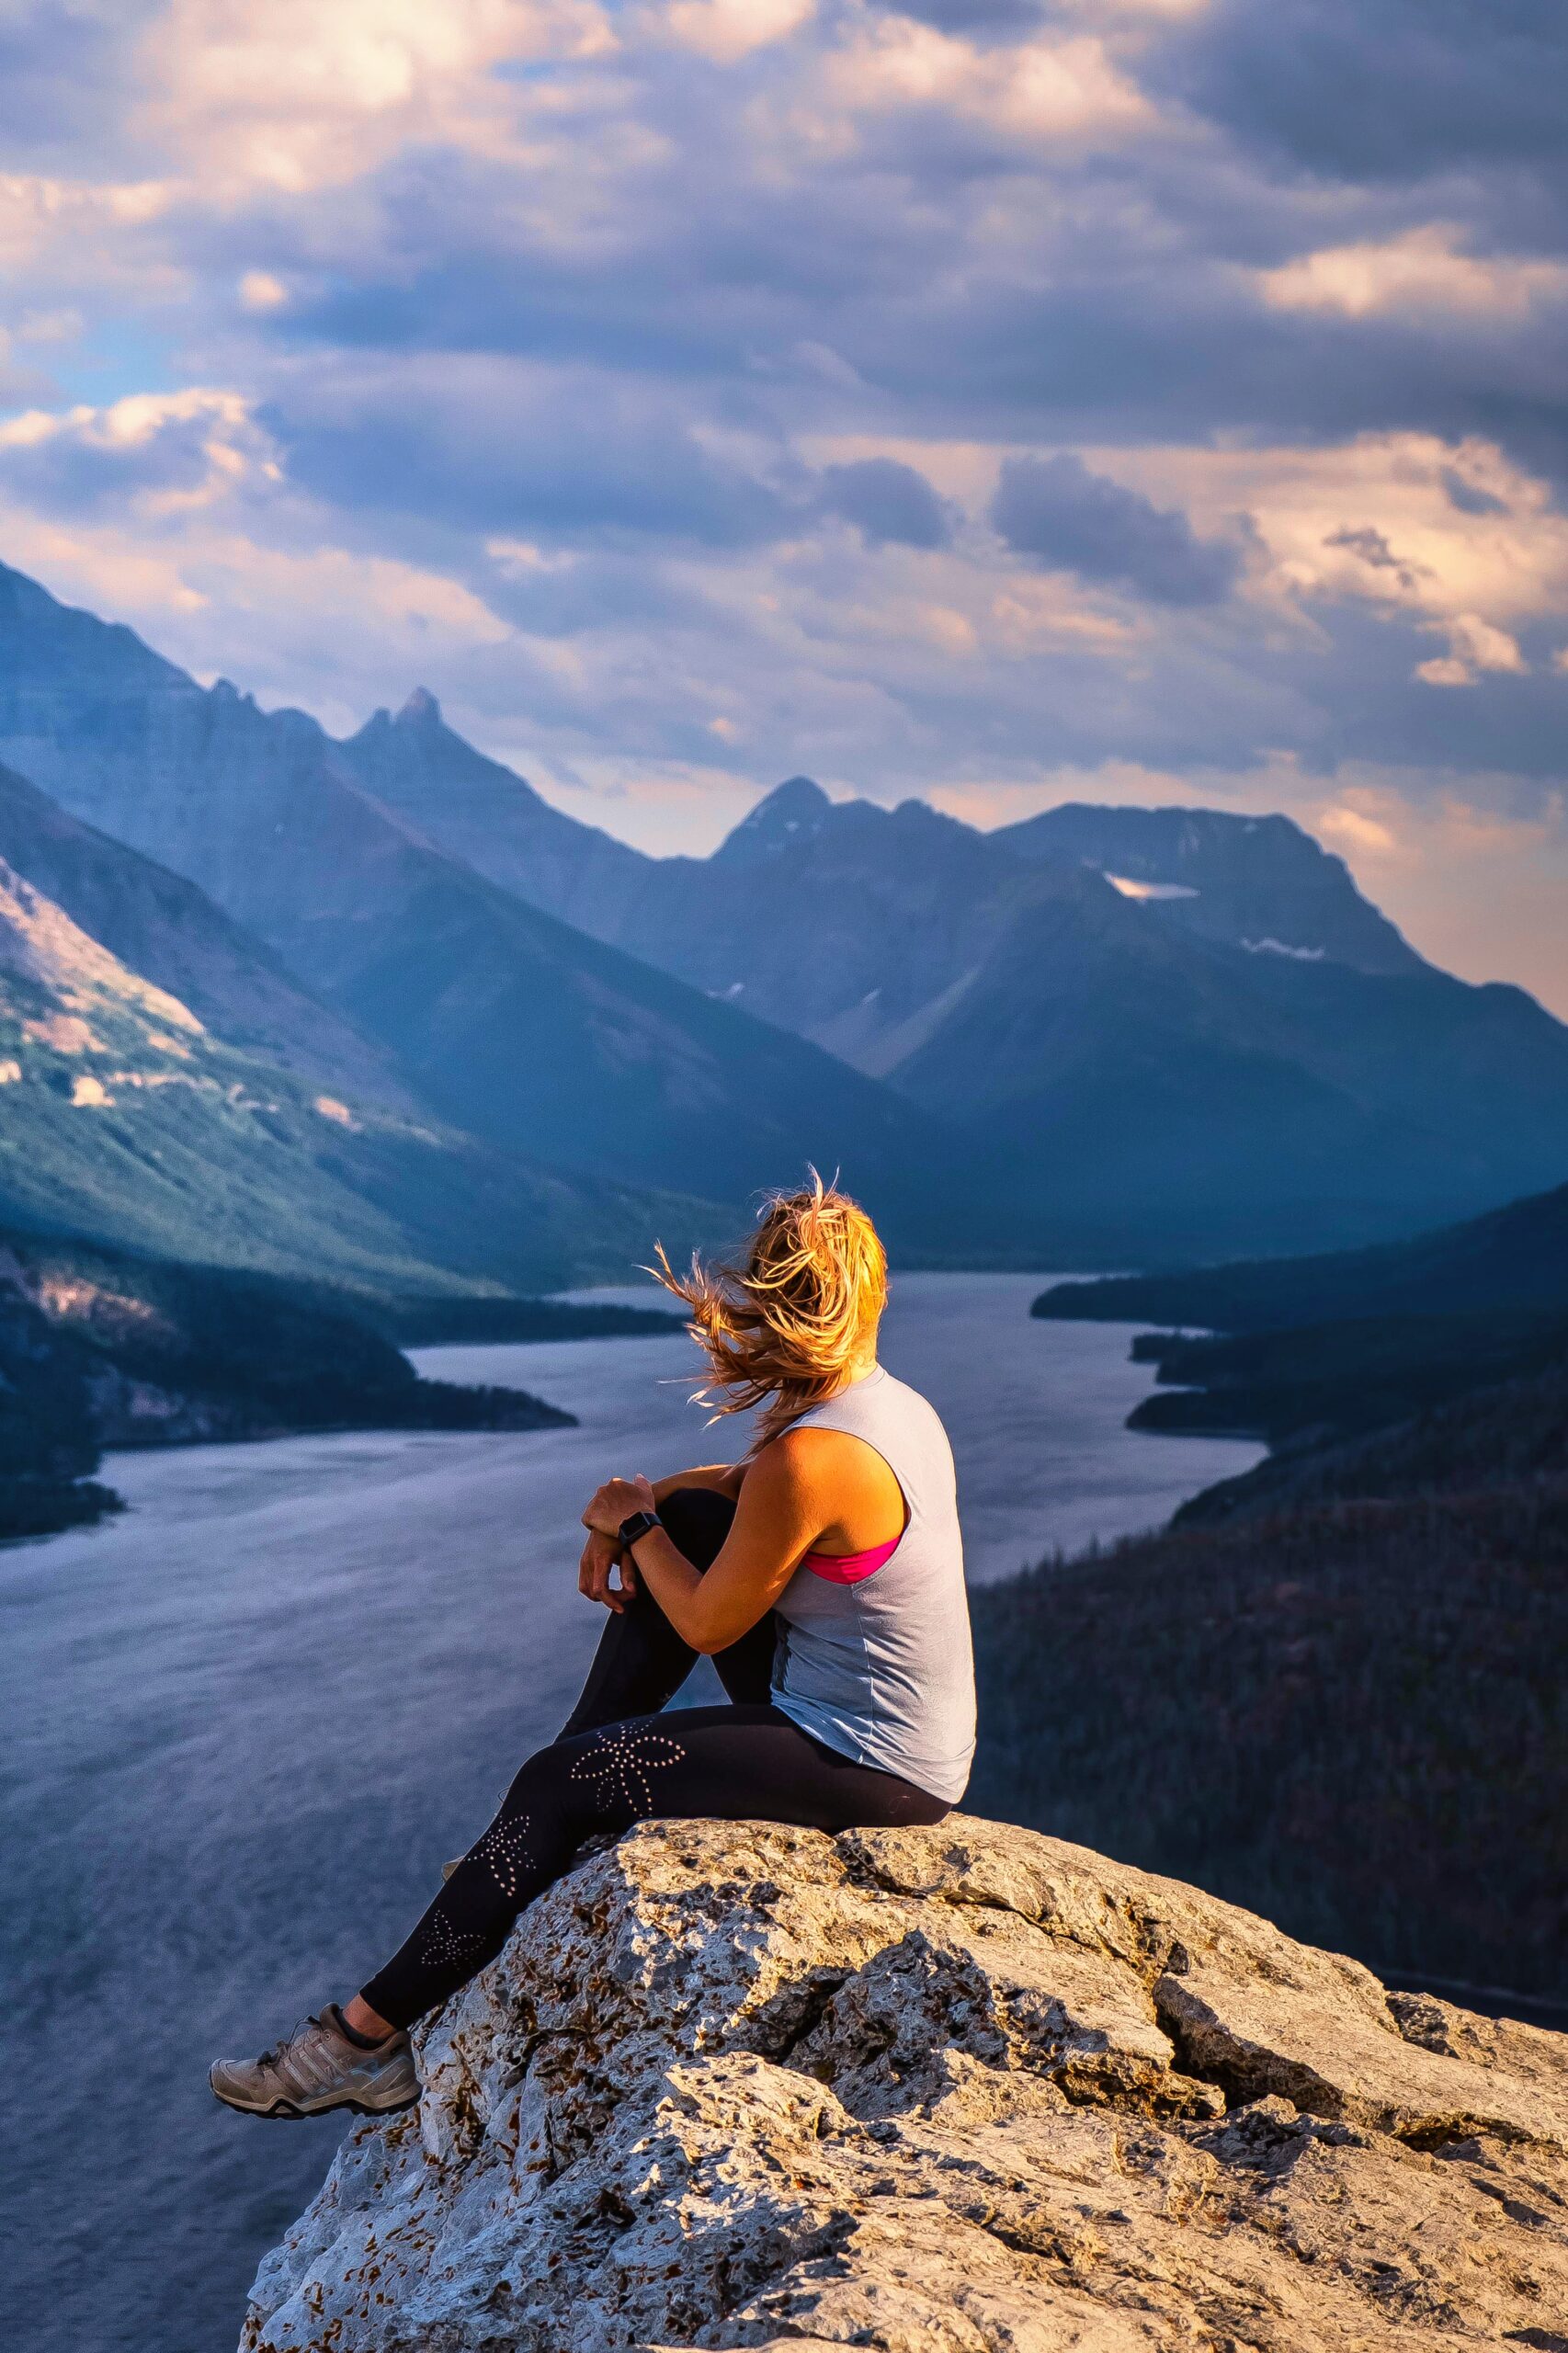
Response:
[0,848,711,1296]
[971,1416,1568,2000]
[343,688,647,936]
[0,755,410,1108]
[0,563,954,1235]
[8,551,1568,1263]
[289,838,958,1221]
[325,711,1568,1253]
[993,800,1425,975]
[881,862,1566,1256]
[1032,1176,1568,1329]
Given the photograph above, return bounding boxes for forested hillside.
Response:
[0,1233,574,1540]
[971,1358,1568,2004]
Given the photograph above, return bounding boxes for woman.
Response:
[210,1180,975,2120]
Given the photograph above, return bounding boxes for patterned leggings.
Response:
[360,1487,949,2029]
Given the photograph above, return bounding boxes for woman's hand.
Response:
[579,1528,637,1612]
[581,1474,656,1542]
[579,1474,657,1613]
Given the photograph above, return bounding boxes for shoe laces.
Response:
[256,2016,318,2072]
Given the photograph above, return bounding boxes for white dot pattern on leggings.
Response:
[568,1724,687,1816]
[415,1914,487,1975]
[468,1813,536,1900]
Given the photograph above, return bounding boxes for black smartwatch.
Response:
[617,1507,662,1550]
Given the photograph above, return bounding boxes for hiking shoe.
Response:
[210,2006,419,2120]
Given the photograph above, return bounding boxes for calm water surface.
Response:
[0,1274,1260,2353]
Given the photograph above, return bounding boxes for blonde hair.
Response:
[651,1173,888,1447]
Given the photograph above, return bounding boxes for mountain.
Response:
[0,844,712,1297]
[1124,1306,1568,1447]
[323,706,1568,1255]
[0,755,409,1108]
[0,563,955,1237]
[7,551,1568,1262]
[992,800,1425,974]
[670,786,1568,1254]
[343,688,646,936]
[347,752,1422,1056]
[1177,1348,1568,1525]
[883,866,1568,1256]
[1031,1175,1568,1329]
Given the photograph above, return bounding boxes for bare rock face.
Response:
[243,1816,1568,2351]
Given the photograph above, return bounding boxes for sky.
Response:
[1,0,1566,1011]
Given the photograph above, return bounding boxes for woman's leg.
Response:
[359,1704,948,2031]
[558,1486,776,1737]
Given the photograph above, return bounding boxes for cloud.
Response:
[1318,801,1397,857]
[1256,228,1568,321]
[663,0,815,63]
[0,0,1565,1011]
[0,390,268,515]
[0,3,158,161]
[135,0,616,195]
[991,453,1241,604]
[825,19,1150,141]
[1162,0,1568,186]
[238,269,289,313]
[1414,612,1528,688]
[877,0,1048,33]
[819,457,950,548]
[265,355,796,548]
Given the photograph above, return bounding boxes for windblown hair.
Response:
[651,1175,888,1447]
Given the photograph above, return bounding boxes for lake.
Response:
[0,1273,1261,2353]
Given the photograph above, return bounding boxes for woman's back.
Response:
[769,1365,975,1804]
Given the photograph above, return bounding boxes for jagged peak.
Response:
[395,687,443,730]
[715,775,832,863]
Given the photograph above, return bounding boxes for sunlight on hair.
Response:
[648,1170,887,1446]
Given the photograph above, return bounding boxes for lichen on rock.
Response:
[242,1814,1568,2351]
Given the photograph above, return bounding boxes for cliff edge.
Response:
[243,1814,1568,2350]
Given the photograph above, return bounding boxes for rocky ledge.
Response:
[244,1815,1568,2351]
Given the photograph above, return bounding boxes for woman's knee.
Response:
[498,1738,574,1816]
[658,1484,735,1570]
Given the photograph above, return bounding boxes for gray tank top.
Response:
[768,1365,976,1805]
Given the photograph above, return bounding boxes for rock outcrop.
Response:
[244,1815,1568,2351]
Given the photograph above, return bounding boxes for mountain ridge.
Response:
[0,560,957,1245]
[1031,1174,1568,1331]
[321,674,1568,1251]
[6,553,1568,1263]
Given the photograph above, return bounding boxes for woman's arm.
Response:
[583,1438,828,1654]
[578,1460,745,1613]
[650,1461,745,1505]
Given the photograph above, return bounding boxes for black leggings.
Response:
[361,1488,949,2029]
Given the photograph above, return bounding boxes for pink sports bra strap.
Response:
[800,1533,902,1586]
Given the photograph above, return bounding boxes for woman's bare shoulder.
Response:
[750,1424,892,1501]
